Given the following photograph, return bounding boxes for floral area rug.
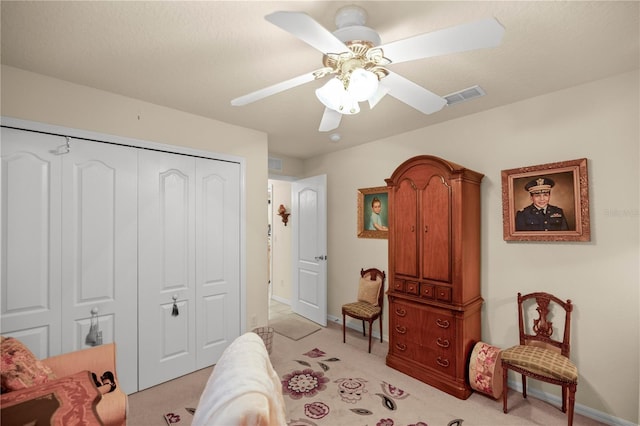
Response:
[280,347,464,426]
[163,407,194,424]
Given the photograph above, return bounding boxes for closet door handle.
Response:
[424,225,428,233]
[410,225,415,232]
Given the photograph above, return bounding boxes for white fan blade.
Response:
[231,71,318,106]
[382,71,447,114]
[379,18,505,65]
[266,11,349,54]
[318,107,342,132]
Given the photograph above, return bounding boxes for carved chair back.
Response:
[517,292,573,357]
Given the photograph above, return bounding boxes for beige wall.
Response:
[1,65,271,331]
[269,179,293,303]
[303,70,639,424]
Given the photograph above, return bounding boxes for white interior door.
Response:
[1,128,62,358]
[195,158,240,369]
[138,149,196,390]
[291,175,327,326]
[60,139,138,394]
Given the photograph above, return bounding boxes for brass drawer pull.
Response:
[395,343,407,351]
[436,357,450,368]
[436,338,450,348]
[395,325,407,334]
[436,319,450,328]
[395,308,407,317]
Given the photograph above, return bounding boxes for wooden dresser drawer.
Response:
[390,338,454,375]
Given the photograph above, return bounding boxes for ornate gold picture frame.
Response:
[501,158,590,242]
[357,186,389,239]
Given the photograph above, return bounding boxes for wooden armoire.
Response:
[385,155,483,400]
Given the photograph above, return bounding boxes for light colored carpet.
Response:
[128,322,605,426]
[269,313,321,341]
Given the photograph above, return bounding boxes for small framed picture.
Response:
[358,186,389,239]
[501,158,590,242]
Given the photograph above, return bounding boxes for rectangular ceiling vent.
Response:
[444,85,486,106]
[268,156,283,172]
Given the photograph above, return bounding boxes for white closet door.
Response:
[195,158,240,368]
[138,149,197,390]
[1,128,62,358]
[60,139,138,394]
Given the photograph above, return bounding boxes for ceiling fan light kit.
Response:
[231,5,505,133]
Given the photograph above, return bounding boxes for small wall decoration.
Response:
[358,186,389,239]
[501,158,590,242]
[277,204,290,226]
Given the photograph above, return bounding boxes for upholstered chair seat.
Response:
[501,345,578,382]
[342,301,382,319]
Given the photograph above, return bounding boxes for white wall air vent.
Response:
[444,85,486,106]
[268,156,283,172]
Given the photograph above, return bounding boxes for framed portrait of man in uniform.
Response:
[501,158,590,242]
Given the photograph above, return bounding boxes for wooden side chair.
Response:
[501,292,578,426]
[342,268,386,353]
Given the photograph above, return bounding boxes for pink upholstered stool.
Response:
[469,341,503,399]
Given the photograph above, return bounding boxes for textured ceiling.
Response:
[2,1,638,159]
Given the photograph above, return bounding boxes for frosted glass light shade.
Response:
[337,96,360,115]
[315,78,345,111]
[347,68,379,102]
[316,77,360,115]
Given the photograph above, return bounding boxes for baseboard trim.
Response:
[506,380,635,426]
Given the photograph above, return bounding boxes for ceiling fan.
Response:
[231,6,505,132]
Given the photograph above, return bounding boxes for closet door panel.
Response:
[138,150,196,390]
[195,159,240,368]
[61,140,138,394]
[1,128,62,358]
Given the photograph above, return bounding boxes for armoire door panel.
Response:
[195,158,240,369]
[393,179,418,278]
[138,150,197,390]
[61,139,138,395]
[421,174,452,283]
[1,128,62,357]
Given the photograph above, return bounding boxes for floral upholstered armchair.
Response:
[1,336,127,426]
